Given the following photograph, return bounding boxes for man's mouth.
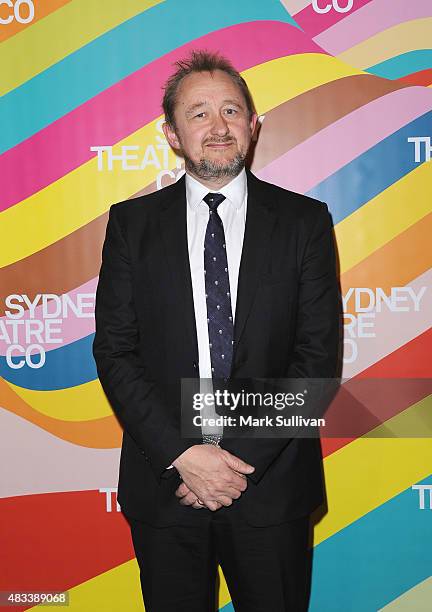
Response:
[205,141,234,149]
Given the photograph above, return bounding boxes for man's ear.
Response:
[249,112,258,138]
[162,121,181,150]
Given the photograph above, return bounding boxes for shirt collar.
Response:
[186,168,247,212]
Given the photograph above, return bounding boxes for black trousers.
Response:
[128,510,313,612]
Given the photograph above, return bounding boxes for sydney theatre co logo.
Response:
[408,137,432,163]
[0,0,35,24]
[90,119,184,188]
[1,293,95,369]
[311,0,354,14]
[412,484,432,510]
[342,286,427,364]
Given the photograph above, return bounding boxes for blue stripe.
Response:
[366,49,432,80]
[3,113,432,391]
[0,334,96,390]
[217,478,432,611]
[307,110,432,224]
[310,476,432,610]
[0,0,296,155]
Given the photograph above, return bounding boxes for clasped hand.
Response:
[172,444,255,511]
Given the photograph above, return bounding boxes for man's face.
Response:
[163,69,257,182]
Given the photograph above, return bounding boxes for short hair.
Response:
[162,50,255,127]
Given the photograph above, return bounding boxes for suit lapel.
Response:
[159,175,198,363]
[233,171,277,352]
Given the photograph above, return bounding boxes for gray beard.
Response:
[184,152,246,181]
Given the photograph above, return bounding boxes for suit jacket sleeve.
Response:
[93,204,194,480]
[222,202,340,484]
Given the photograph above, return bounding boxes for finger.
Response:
[234,476,248,490]
[224,452,255,474]
[226,475,248,492]
[209,470,247,493]
[192,500,222,510]
[211,485,242,499]
[207,478,246,499]
[179,492,198,506]
[191,501,206,509]
[175,482,189,498]
[224,487,242,500]
[205,499,220,511]
[216,495,233,507]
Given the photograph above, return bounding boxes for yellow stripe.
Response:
[0,54,363,268]
[316,395,432,544]
[7,378,111,421]
[32,558,232,610]
[0,117,173,268]
[0,0,162,96]
[335,162,432,274]
[338,17,432,70]
[379,576,432,610]
[31,539,432,612]
[28,398,432,612]
[8,383,432,549]
[246,53,363,115]
[22,402,432,612]
[33,559,145,611]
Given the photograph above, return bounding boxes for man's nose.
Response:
[210,113,229,136]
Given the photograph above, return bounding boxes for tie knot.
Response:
[203,192,226,211]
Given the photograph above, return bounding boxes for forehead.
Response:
[176,69,245,108]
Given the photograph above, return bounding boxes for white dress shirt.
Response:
[167,169,247,466]
[186,167,248,380]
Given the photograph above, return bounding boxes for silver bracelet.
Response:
[202,434,222,446]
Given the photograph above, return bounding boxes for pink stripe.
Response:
[3,87,432,355]
[282,0,310,16]
[256,86,432,193]
[2,88,431,356]
[0,278,97,355]
[294,0,373,39]
[314,0,432,56]
[0,20,324,212]
[0,409,120,497]
[342,269,432,379]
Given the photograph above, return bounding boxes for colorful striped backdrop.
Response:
[0,1,431,610]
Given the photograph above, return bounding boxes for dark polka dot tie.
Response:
[203,192,234,382]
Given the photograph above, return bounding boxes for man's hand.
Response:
[172,444,255,511]
[175,481,223,510]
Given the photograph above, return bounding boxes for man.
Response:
[93,51,340,611]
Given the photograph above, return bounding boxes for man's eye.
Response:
[195,112,206,118]
[225,108,237,115]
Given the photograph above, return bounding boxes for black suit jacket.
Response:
[93,170,340,526]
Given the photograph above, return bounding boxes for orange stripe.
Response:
[0,0,71,43]
[396,68,432,87]
[322,327,432,456]
[0,377,122,448]
[340,212,432,316]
